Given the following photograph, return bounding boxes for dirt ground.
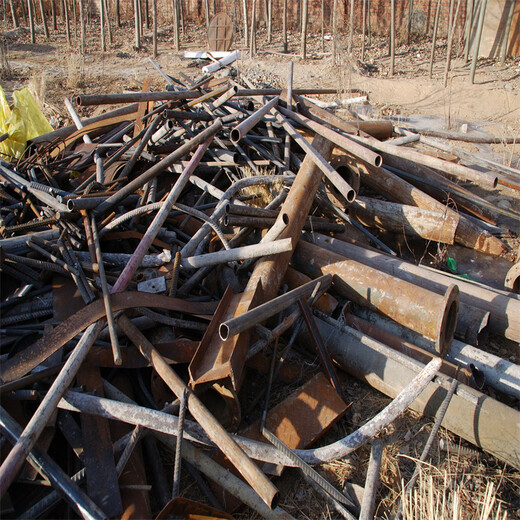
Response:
[1,18,520,520]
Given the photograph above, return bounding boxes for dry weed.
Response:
[65,51,86,89]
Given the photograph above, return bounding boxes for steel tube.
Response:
[272,109,356,203]
[110,137,214,293]
[75,89,340,106]
[277,105,382,169]
[308,233,520,342]
[305,313,520,470]
[230,96,279,143]
[0,408,106,520]
[181,237,293,270]
[94,119,222,216]
[293,240,459,356]
[0,320,103,496]
[359,439,382,520]
[219,274,332,340]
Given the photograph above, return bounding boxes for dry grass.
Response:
[65,51,86,89]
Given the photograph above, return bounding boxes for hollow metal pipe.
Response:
[293,240,459,356]
[111,136,214,293]
[230,96,279,143]
[181,237,293,270]
[220,274,332,340]
[94,119,223,216]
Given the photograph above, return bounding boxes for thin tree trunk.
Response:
[242,0,248,47]
[179,0,184,35]
[50,0,56,29]
[62,0,70,44]
[9,0,18,27]
[332,0,338,64]
[390,0,395,75]
[321,0,324,51]
[500,0,514,63]
[72,0,77,37]
[134,0,140,49]
[429,0,442,77]
[444,0,461,87]
[27,0,35,43]
[153,0,157,57]
[145,0,149,29]
[79,0,85,54]
[469,0,487,83]
[115,0,120,27]
[20,0,27,25]
[463,0,474,62]
[38,0,49,38]
[172,0,179,51]
[204,0,209,31]
[367,0,371,45]
[250,0,256,56]
[361,0,366,60]
[407,0,414,43]
[267,0,272,44]
[282,0,287,52]
[100,0,106,51]
[300,0,308,59]
[104,0,113,44]
[348,0,354,55]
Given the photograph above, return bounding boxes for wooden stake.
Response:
[27,0,35,43]
[9,0,18,27]
[390,0,395,76]
[470,0,488,84]
[429,0,442,78]
[300,0,308,59]
[153,0,157,57]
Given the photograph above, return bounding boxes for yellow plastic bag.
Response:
[0,85,53,159]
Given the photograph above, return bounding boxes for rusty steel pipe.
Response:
[277,105,382,168]
[219,274,332,340]
[308,233,520,343]
[94,119,223,217]
[230,96,280,143]
[272,109,356,203]
[74,88,340,106]
[293,240,459,356]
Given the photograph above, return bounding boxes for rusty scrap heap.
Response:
[1,68,519,520]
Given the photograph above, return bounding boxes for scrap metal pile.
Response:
[1,64,520,519]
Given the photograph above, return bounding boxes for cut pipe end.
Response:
[219,323,230,341]
[436,284,459,357]
[374,155,383,168]
[505,262,520,294]
[230,129,241,144]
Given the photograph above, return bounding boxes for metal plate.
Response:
[208,13,234,52]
